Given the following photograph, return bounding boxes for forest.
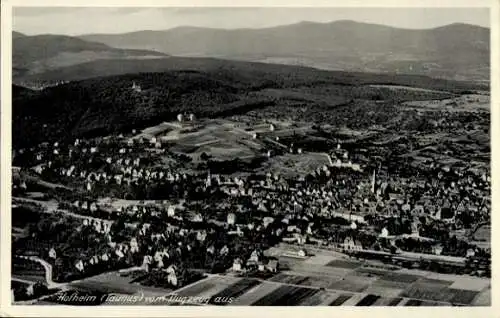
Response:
[13,59,486,149]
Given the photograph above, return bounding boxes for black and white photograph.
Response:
[2,1,496,314]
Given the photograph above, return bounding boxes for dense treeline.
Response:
[18,57,488,92]
[13,61,486,149]
[14,71,246,148]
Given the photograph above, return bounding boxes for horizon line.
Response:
[13,19,490,37]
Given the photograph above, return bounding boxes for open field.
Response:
[286,263,352,279]
[268,273,308,285]
[134,122,174,140]
[216,246,492,306]
[175,275,240,301]
[396,269,490,287]
[326,259,363,269]
[402,94,489,112]
[449,277,490,291]
[68,271,175,296]
[251,285,320,306]
[472,289,491,306]
[303,255,340,266]
[230,281,281,305]
[401,283,478,304]
[260,152,331,177]
[150,120,265,162]
[473,225,491,242]
[154,268,480,306]
[299,290,339,305]
[135,118,324,167]
[367,84,454,94]
[300,276,335,289]
[207,278,261,305]
[197,142,256,161]
[372,278,415,290]
[363,285,404,298]
[327,278,372,293]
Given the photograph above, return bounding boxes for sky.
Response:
[13,7,490,36]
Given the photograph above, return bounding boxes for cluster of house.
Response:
[203,160,490,258]
[376,163,490,227]
[43,198,284,285]
[424,109,488,130]
[46,217,183,285]
[25,138,200,192]
[328,143,363,171]
[14,126,490,282]
[231,249,279,273]
[26,141,489,242]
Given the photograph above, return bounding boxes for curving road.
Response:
[15,255,66,289]
[13,196,113,226]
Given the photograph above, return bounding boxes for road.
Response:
[14,255,65,289]
[13,197,113,226]
[23,174,73,191]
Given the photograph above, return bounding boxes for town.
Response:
[11,88,491,306]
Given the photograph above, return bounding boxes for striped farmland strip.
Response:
[329,293,353,306]
[298,291,333,306]
[231,282,280,305]
[252,286,318,306]
[208,278,261,306]
[274,287,319,306]
[356,294,381,306]
[327,278,369,293]
[381,272,420,283]
[268,274,308,285]
[405,299,423,306]
[387,297,403,306]
[252,285,298,306]
[326,259,362,269]
[175,280,215,297]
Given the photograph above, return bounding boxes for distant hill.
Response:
[12,59,485,149]
[13,31,26,38]
[13,33,168,80]
[16,57,487,91]
[12,84,34,97]
[79,20,490,81]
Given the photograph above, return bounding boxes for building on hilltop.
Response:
[131,81,142,92]
[371,169,376,193]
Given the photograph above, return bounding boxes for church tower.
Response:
[371,169,376,194]
[132,81,142,92]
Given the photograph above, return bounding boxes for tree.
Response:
[200,152,210,161]
[32,282,49,297]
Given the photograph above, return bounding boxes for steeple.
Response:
[205,170,212,187]
[132,81,141,92]
[371,169,376,193]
